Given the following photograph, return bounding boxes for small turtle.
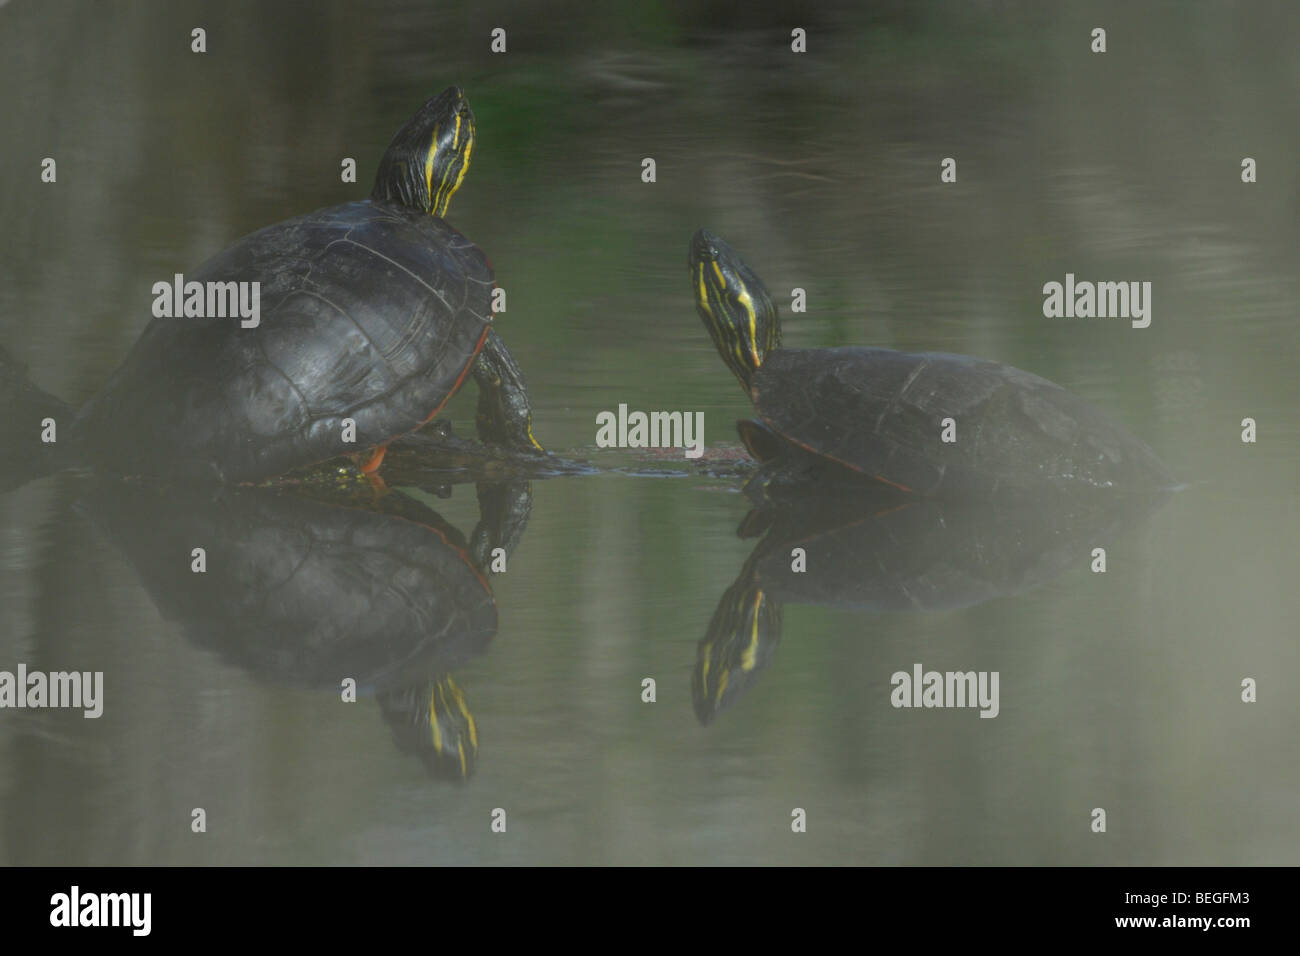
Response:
[689,229,1173,497]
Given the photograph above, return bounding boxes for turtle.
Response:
[9,86,542,486]
[688,229,1174,497]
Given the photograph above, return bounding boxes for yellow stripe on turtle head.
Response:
[428,682,444,754]
[736,289,761,369]
[446,677,478,750]
[709,260,762,370]
[740,590,763,671]
[431,117,473,217]
[424,126,439,210]
[446,129,473,207]
[438,112,464,205]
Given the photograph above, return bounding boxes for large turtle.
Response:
[689,229,1173,497]
[9,86,541,485]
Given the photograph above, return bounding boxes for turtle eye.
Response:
[708,245,720,259]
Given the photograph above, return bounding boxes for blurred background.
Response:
[0,0,1296,864]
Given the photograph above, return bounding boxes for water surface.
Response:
[1,0,1297,865]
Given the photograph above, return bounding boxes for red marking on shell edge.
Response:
[761,416,916,494]
[395,514,494,596]
[313,496,495,600]
[298,323,490,481]
[418,323,490,426]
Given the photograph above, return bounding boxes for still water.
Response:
[1,1,1297,865]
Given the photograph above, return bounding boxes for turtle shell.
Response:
[76,200,493,482]
[750,347,1173,495]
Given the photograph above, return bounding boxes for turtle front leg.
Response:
[472,329,544,453]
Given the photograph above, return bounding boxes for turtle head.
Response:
[692,570,782,725]
[379,676,479,780]
[371,86,475,217]
[690,229,781,394]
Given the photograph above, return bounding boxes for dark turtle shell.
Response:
[749,347,1174,495]
[75,200,493,483]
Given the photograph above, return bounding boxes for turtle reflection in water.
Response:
[78,473,531,779]
[693,486,1170,724]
